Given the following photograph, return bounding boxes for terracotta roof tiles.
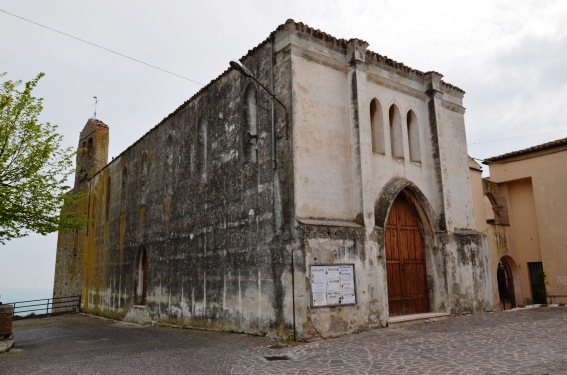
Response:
[484,136,567,163]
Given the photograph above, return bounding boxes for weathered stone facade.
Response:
[54,20,490,339]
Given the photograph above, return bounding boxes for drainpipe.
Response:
[271,33,296,341]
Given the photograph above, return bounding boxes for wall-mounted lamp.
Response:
[229,61,253,78]
[230,59,286,170]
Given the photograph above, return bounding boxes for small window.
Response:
[105,177,111,224]
[121,166,128,200]
[407,110,420,162]
[73,231,79,258]
[137,248,149,305]
[141,153,148,205]
[245,85,258,163]
[198,119,208,183]
[165,135,173,195]
[389,105,403,158]
[370,99,385,154]
[91,195,96,228]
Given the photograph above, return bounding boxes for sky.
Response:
[1,0,566,300]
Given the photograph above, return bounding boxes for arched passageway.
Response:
[497,257,516,310]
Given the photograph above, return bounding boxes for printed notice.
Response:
[311,280,327,293]
[312,292,327,306]
[310,264,356,307]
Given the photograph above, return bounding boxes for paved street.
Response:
[1,307,566,374]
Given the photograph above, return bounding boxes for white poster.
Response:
[342,291,356,304]
[312,292,327,306]
[327,291,341,305]
[310,264,356,307]
[311,280,327,293]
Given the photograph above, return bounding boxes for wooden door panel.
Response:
[385,195,430,316]
[386,263,402,298]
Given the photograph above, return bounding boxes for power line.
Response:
[469,130,567,145]
[0,8,204,86]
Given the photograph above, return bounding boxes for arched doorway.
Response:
[137,248,148,305]
[497,257,516,310]
[386,194,430,316]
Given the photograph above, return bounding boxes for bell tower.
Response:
[53,118,109,302]
[75,118,109,190]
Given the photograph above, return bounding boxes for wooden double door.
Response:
[385,195,430,316]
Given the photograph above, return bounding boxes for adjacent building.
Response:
[471,138,567,309]
[54,20,490,339]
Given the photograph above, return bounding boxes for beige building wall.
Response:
[476,139,567,306]
[505,179,542,305]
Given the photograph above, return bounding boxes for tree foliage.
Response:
[0,73,82,244]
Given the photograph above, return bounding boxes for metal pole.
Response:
[270,34,276,170]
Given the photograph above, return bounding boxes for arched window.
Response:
[140,153,148,205]
[389,105,403,158]
[165,134,173,195]
[121,166,128,200]
[105,177,111,224]
[90,195,96,229]
[245,85,258,163]
[79,141,88,183]
[137,248,148,305]
[198,118,208,183]
[370,99,385,154]
[407,110,420,162]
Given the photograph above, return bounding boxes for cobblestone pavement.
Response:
[232,306,567,375]
[1,307,566,374]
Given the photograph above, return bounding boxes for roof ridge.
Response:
[484,136,567,162]
[101,19,465,172]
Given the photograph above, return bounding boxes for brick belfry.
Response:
[53,118,109,301]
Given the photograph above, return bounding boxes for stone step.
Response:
[388,312,451,327]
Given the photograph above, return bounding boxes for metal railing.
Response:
[6,295,81,318]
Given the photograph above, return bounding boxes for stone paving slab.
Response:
[0,307,566,374]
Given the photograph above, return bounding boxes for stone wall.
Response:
[67,37,296,337]
[53,120,108,301]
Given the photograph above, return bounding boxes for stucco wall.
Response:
[488,148,567,304]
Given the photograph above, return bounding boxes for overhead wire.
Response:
[4,8,567,148]
[468,130,567,145]
[0,8,204,86]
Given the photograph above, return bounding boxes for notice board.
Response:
[310,264,357,307]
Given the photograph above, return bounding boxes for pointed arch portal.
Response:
[385,194,430,316]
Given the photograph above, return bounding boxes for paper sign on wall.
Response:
[310,264,357,307]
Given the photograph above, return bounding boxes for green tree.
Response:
[0,72,82,244]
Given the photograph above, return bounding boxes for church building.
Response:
[54,20,490,339]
